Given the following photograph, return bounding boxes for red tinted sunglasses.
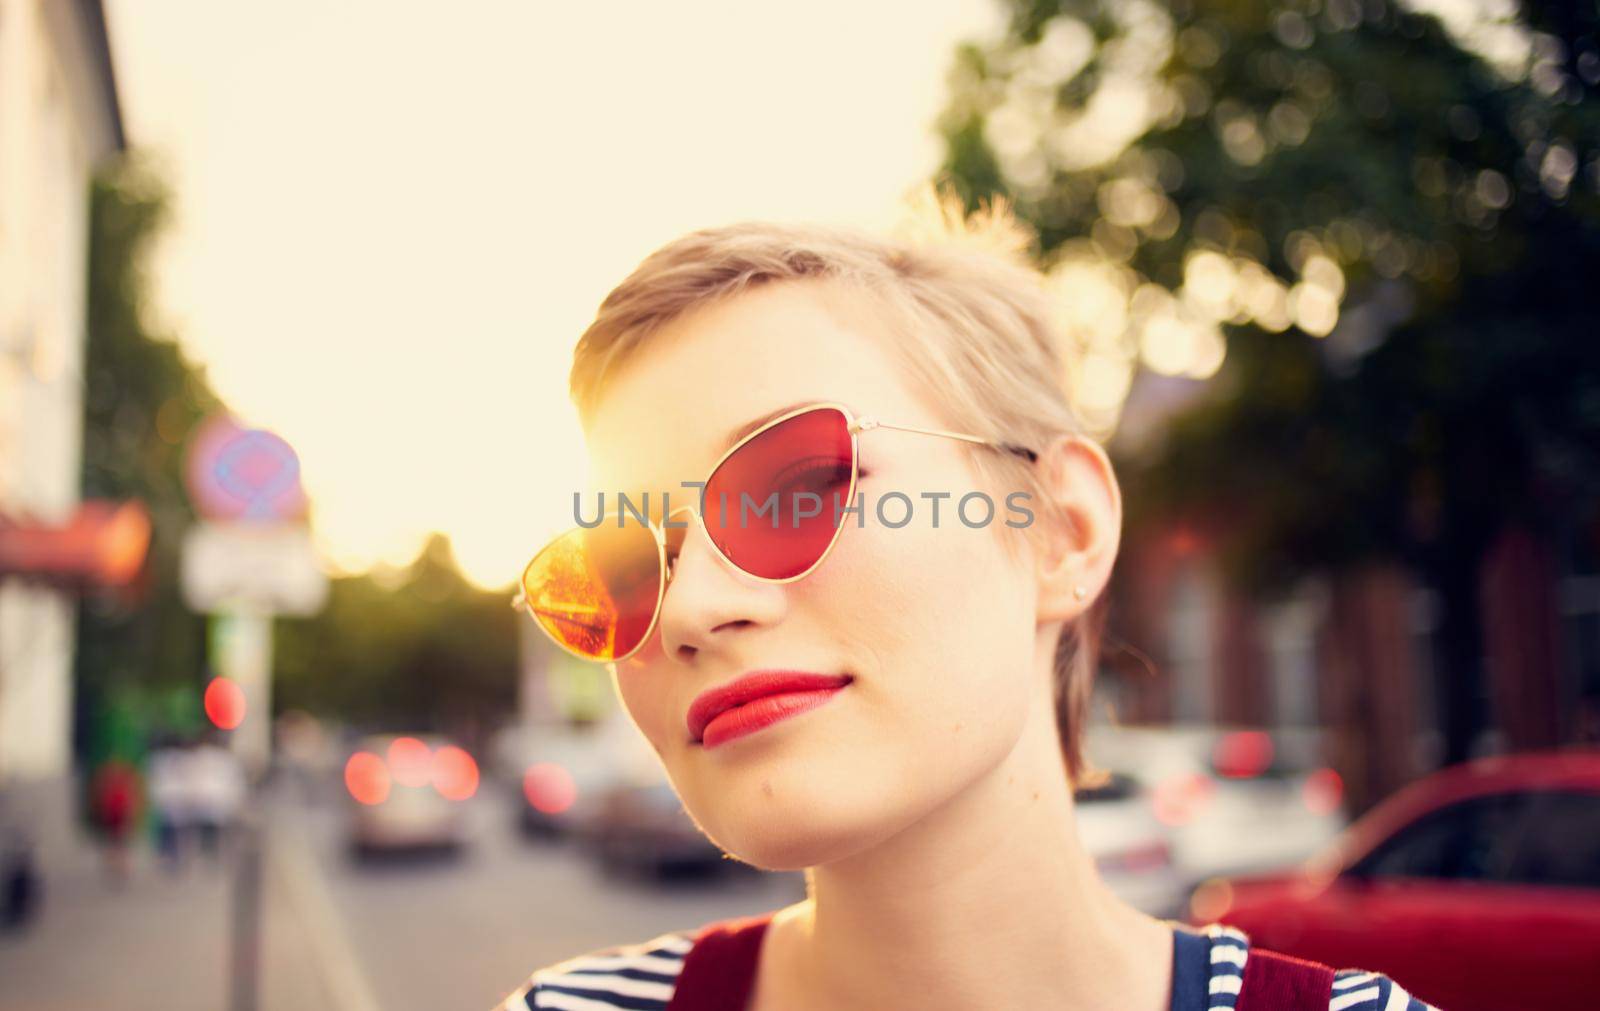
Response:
[512,402,1037,663]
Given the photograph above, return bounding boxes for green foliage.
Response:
[74,155,223,757]
[273,533,519,733]
[939,0,1600,594]
[939,0,1600,760]
[75,157,517,751]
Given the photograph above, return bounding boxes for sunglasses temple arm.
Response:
[866,420,1039,463]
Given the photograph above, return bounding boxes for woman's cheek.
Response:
[613,658,676,753]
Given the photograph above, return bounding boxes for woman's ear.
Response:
[1031,432,1123,622]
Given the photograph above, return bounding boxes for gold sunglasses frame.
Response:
[511,401,1038,664]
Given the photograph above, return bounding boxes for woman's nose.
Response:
[654,511,786,665]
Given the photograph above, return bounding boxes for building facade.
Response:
[0,0,123,781]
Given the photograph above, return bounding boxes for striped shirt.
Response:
[495,921,1444,1011]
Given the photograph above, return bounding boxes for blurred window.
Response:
[1503,791,1600,889]
[1353,792,1526,882]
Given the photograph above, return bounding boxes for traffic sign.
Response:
[181,521,329,617]
[185,414,309,523]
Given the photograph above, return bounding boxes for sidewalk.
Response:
[0,794,345,1011]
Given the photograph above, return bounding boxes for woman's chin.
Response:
[714,829,866,874]
[699,799,913,873]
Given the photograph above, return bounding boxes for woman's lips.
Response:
[699,686,848,749]
[687,671,852,749]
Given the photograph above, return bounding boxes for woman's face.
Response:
[584,280,1048,871]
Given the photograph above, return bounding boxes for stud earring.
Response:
[1073,585,1088,601]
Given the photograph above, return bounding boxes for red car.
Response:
[1185,748,1600,1011]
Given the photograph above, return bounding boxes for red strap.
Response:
[1234,946,1336,1011]
[665,911,775,1011]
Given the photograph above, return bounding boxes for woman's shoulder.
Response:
[1201,923,1444,1011]
[493,928,697,1011]
[495,919,1443,1011]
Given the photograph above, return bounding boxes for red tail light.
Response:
[387,736,432,787]
[1153,771,1215,826]
[345,751,390,805]
[523,762,577,815]
[1302,767,1343,814]
[204,677,247,730]
[1213,731,1273,779]
[431,745,479,801]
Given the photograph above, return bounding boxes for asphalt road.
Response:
[0,780,805,1011]
[276,780,806,1011]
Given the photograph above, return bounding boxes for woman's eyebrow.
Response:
[720,399,856,451]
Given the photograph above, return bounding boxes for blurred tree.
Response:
[273,533,518,743]
[938,0,1600,766]
[77,157,518,760]
[74,155,225,767]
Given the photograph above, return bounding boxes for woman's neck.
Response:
[748,674,1175,1011]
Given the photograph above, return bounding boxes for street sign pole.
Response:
[208,608,275,776]
[180,414,326,1011]
[229,804,263,1011]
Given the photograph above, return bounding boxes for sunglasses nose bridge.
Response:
[660,502,762,591]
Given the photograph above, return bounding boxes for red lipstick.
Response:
[687,670,852,749]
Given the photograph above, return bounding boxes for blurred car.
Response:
[1072,768,1189,918]
[495,711,730,877]
[569,727,1192,889]
[1187,748,1600,1011]
[343,733,479,857]
[495,713,647,839]
[1084,723,1347,887]
[582,775,727,878]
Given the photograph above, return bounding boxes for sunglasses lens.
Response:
[521,520,661,661]
[703,407,854,579]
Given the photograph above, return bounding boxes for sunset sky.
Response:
[100,0,1515,591]
[103,1,1005,588]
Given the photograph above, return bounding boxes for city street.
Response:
[0,780,805,1011]
[4,4,1596,1010]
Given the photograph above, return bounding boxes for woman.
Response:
[495,187,1443,1011]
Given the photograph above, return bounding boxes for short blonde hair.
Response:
[568,181,1111,788]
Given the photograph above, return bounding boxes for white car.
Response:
[1072,769,1190,918]
[495,714,734,878]
[585,775,729,878]
[344,733,479,857]
[494,711,659,840]
[1082,723,1347,892]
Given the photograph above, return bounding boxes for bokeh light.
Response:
[430,745,480,801]
[203,677,245,730]
[522,762,578,816]
[344,751,391,806]
[386,736,433,789]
